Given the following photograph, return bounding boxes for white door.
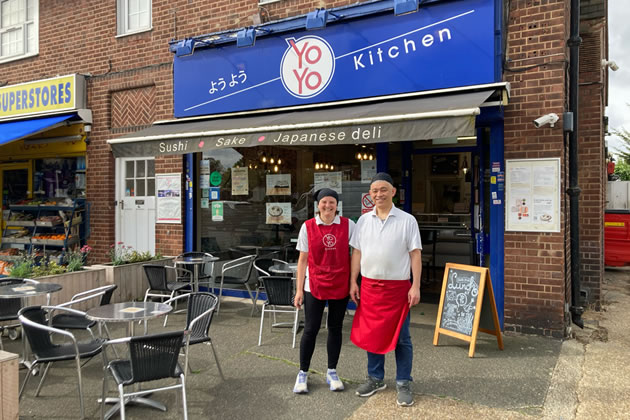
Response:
[116,158,156,253]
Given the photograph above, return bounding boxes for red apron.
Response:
[350,277,410,354]
[305,217,350,300]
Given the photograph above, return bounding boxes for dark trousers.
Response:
[299,291,349,372]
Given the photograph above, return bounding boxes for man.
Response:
[349,172,422,407]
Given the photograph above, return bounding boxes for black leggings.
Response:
[299,292,349,372]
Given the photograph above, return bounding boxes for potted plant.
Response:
[7,246,107,310]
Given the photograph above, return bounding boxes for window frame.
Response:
[116,0,152,38]
[0,0,38,64]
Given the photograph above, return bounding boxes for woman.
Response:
[293,188,355,394]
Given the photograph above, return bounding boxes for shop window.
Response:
[124,159,155,197]
[33,158,84,199]
[116,0,151,37]
[0,0,38,63]
[199,145,374,253]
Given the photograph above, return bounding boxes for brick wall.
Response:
[503,0,570,337]
[578,15,607,306]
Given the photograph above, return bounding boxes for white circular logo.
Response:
[323,234,337,248]
[280,35,335,99]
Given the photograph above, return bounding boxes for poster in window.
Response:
[361,160,377,183]
[266,202,291,224]
[266,174,291,195]
[505,158,560,232]
[212,201,224,222]
[314,171,342,193]
[200,160,210,189]
[231,167,249,195]
[156,173,181,224]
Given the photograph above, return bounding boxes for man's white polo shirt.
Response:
[350,205,422,280]
[296,215,355,292]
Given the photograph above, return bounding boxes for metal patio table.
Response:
[174,255,219,292]
[0,281,62,367]
[86,301,173,420]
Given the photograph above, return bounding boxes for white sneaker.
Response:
[293,370,308,394]
[326,369,344,391]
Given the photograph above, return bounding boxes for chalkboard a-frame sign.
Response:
[433,263,504,357]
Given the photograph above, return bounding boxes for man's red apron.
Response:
[305,217,350,300]
[351,277,410,354]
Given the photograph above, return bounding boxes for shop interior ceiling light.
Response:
[394,0,419,16]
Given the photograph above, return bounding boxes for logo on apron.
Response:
[322,233,337,247]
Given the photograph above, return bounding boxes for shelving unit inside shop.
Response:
[1,198,91,264]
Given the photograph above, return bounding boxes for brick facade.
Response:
[0,0,607,337]
[502,0,570,337]
[578,3,607,307]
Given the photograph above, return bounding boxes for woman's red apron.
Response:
[351,277,410,354]
[305,217,350,300]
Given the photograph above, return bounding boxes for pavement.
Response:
[8,267,630,419]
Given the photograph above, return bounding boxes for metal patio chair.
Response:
[50,284,118,339]
[258,276,300,348]
[143,264,190,327]
[252,257,276,316]
[164,292,224,379]
[18,305,104,419]
[100,330,188,420]
[215,254,257,315]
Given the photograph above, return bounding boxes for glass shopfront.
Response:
[197,144,377,253]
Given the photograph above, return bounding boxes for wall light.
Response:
[237,28,257,47]
[306,9,328,29]
[394,0,419,16]
[172,38,212,57]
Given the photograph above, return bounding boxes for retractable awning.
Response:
[0,114,76,146]
[108,88,503,158]
[0,110,93,147]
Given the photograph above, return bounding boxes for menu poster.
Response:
[361,160,377,183]
[156,173,182,224]
[200,160,210,189]
[266,174,291,195]
[314,171,342,193]
[266,202,291,224]
[505,158,560,232]
[231,167,249,195]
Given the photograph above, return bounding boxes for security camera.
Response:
[533,113,559,128]
[602,59,619,71]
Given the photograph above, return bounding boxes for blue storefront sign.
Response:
[174,0,497,117]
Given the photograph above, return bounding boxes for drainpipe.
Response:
[568,0,584,328]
